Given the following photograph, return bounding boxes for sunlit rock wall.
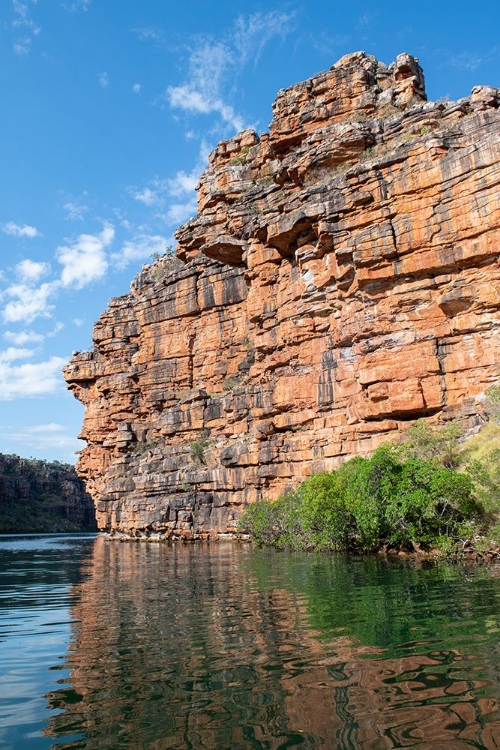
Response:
[64,52,500,536]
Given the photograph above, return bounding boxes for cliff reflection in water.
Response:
[46,538,500,749]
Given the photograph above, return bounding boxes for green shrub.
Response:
[296,471,354,551]
[190,431,210,463]
[383,457,477,547]
[238,445,481,553]
[397,419,462,468]
[345,446,400,548]
[465,450,500,513]
[238,493,302,549]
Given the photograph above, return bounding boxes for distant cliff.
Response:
[64,52,500,538]
[0,453,96,533]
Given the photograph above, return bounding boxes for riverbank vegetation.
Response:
[238,388,500,556]
[0,453,96,533]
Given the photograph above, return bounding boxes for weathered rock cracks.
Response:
[63,52,500,537]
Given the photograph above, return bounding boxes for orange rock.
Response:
[64,52,500,536]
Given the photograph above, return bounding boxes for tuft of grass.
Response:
[190,430,211,463]
[460,421,500,464]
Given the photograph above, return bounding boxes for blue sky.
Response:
[0,0,499,463]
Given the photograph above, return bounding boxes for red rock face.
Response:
[63,52,500,536]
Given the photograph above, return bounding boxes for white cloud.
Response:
[166,36,245,131]
[56,223,114,289]
[132,164,200,227]
[167,169,199,197]
[447,50,497,72]
[357,12,376,27]
[2,281,58,323]
[13,1,29,20]
[29,423,69,434]
[133,28,165,46]
[12,0,41,55]
[47,322,64,337]
[134,187,160,206]
[111,234,174,270]
[13,36,31,56]
[0,356,67,400]
[16,259,50,282]
[4,329,45,345]
[3,221,40,238]
[61,0,91,11]
[63,200,89,220]
[0,421,84,457]
[163,198,197,226]
[3,323,64,345]
[166,12,295,132]
[232,11,296,66]
[167,83,244,132]
[0,347,35,363]
[98,71,110,88]
[132,83,142,93]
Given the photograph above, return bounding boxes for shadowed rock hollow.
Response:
[63,52,500,537]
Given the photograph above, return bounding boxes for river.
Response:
[1,534,500,749]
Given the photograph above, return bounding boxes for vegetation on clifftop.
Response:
[239,389,500,556]
[0,453,96,534]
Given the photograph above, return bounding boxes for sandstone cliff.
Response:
[63,52,500,537]
[0,453,96,533]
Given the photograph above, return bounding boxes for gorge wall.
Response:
[63,52,500,537]
[0,453,96,533]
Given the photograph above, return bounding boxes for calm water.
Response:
[2,537,500,749]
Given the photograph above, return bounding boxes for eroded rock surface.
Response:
[64,52,500,537]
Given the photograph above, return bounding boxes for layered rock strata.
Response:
[64,52,500,536]
[0,453,96,533]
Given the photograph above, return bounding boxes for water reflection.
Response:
[44,539,500,749]
[0,535,96,749]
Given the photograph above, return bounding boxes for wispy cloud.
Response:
[98,71,110,88]
[166,11,296,133]
[447,48,498,72]
[4,329,45,346]
[166,38,244,131]
[111,234,174,270]
[63,198,89,220]
[133,27,166,46]
[0,421,82,457]
[132,83,142,94]
[163,199,197,226]
[56,223,114,289]
[168,84,245,131]
[3,324,63,347]
[132,163,200,227]
[167,169,199,196]
[134,186,161,207]
[0,346,35,363]
[13,36,31,56]
[61,0,92,11]
[357,12,376,27]
[3,221,40,238]
[12,0,41,55]
[0,356,67,399]
[232,11,297,66]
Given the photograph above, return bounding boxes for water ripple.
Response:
[2,536,500,748]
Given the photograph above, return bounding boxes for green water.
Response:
[2,535,500,748]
